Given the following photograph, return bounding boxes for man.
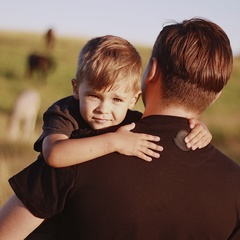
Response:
[0,18,239,239]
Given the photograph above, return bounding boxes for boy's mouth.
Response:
[92,117,111,124]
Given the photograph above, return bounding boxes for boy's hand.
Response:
[185,118,212,150]
[115,123,163,162]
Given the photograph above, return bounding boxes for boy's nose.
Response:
[96,101,110,114]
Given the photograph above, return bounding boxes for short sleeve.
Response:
[41,106,78,136]
[9,156,77,218]
[34,96,84,152]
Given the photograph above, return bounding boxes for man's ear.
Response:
[211,91,222,105]
[142,57,159,88]
[147,57,159,83]
[129,91,142,109]
[71,78,79,99]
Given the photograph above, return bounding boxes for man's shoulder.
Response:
[208,144,240,175]
[122,110,142,125]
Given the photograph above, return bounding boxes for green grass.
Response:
[0,30,239,206]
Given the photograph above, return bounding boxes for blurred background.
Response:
[0,0,239,206]
[1,0,240,55]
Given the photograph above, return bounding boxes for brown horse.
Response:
[26,53,55,81]
[45,28,55,50]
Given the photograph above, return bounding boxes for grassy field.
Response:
[0,31,239,206]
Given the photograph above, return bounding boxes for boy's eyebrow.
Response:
[89,88,132,99]
[113,92,130,99]
[85,89,98,95]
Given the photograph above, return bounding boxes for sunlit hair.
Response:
[151,18,233,113]
[75,35,142,93]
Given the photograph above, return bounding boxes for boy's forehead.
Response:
[80,77,137,94]
[93,82,135,93]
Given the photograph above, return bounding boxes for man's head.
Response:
[143,18,233,115]
[72,35,142,129]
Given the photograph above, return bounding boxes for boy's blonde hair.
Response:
[75,35,142,93]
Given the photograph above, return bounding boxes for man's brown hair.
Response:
[151,18,233,113]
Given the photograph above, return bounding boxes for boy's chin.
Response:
[91,122,120,131]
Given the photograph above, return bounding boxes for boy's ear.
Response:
[71,78,79,99]
[129,91,142,109]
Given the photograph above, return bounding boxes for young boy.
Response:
[35,35,211,168]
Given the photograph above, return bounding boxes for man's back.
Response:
[9,115,240,239]
[56,116,240,239]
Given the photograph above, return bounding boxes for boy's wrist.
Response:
[103,132,118,154]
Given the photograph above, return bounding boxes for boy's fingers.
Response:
[186,133,203,148]
[147,150,160,159]
[119,123,135,131]
[143,145,161,157]
[185,128,201,143]
[140,155,153,162]
[188,118,196,129]
[140,134,160,142]
[138,149,160,161]
[187,136,210,150]
[135,144,162,161]
[136,151,152,162]
[143,141,163,151]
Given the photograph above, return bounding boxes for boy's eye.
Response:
[113,98,123,102]
[88,94,98,99]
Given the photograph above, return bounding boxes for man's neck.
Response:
[142,104,200,120]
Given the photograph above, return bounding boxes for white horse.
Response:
[9,89,41,142]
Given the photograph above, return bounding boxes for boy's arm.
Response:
[43,123,163,168]
[0,194,44,240]
[185,118,212,150]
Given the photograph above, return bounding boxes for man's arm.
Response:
[0,194,44,240]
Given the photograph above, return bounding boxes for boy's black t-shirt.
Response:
[25,95,142,239]
[34,95,142,152]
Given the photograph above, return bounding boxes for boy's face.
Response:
[72,79,140,130]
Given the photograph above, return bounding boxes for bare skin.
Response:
[0,195,44,240]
